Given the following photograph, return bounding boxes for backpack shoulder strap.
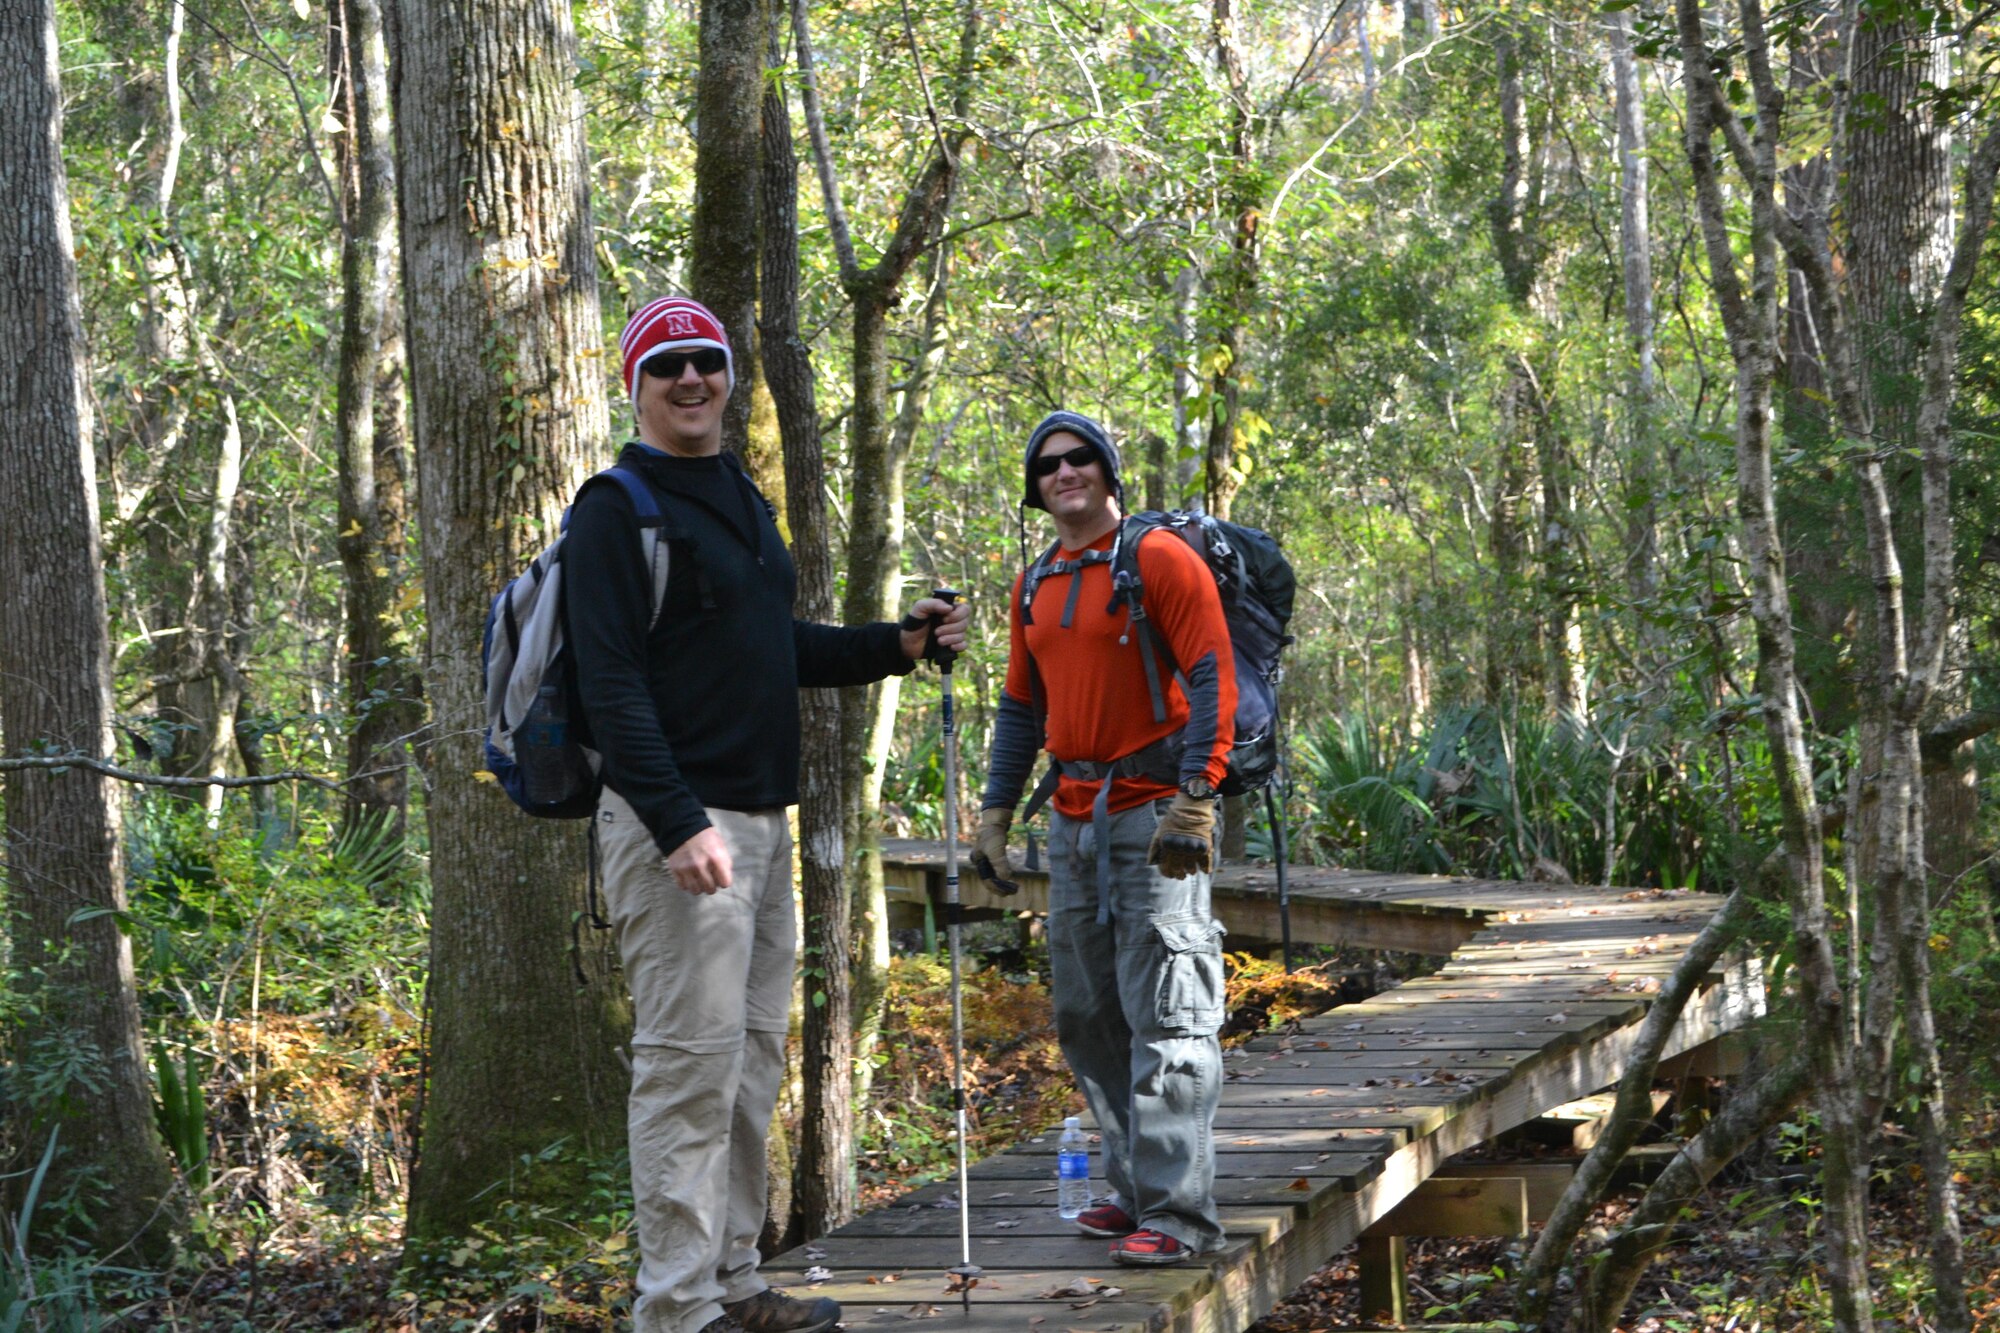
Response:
[582,464,673,629]
[1017,539,1064,627]
[1109,515,1179,725]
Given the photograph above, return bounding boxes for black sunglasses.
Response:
[1030,443,1101,477]
[642,347,728,379]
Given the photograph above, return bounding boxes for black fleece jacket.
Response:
[564,442,912,855]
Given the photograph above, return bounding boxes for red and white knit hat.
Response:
[619,296,735,416]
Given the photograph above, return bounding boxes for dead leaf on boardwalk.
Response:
[898,1304,941,1319]
[993,1218,1023,1229]
[1038,1278,1101,1300]
[1286,1177,1312,1191]
[1232,1137,1263,1146]
[944,1272,981,1294]
[1027,1319,1045,1327]
[1069,1298,1099,1310]
[989,1191,1015,1200]
[1343,1022,1364,1031]
[1545,1012,1570,1023]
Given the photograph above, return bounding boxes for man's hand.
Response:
[899,595,971,661]
[665,826,733,895]
[1148,793,1216,880]
[973,806,1020,896]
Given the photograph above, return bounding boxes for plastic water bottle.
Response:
[1056,1117,1090,1219]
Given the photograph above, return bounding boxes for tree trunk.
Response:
[0,0,180,1253]
[1608,5,1662,659]
[333,0,422,838]
[1573,1050,1814,1331]
[691,0,764,457]
[1675,7,1871,1323]
[1204,0,1255,522]
[761,27,851,1235]
[394,0,631,1240]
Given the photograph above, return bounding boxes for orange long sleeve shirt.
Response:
[1003,526,1237,820]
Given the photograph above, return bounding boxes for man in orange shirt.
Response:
[975,411,1236,1266]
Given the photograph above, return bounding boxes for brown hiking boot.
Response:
[697,1319,751,1333]
[724,1287,842,1333]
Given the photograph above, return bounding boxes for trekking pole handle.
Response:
[926,587,961,671]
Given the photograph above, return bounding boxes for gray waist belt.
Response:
[1031,734,1184,924]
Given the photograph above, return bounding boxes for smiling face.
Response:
[1034,431,1117,528]
[636,350,729,456]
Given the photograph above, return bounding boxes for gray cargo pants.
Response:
[1047,798,1226,1252]
[598,789,794,1333]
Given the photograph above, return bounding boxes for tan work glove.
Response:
[973,806,1020,895]
[1148,791,1217,880]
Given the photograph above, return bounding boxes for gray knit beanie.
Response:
[1021,411,1123,511]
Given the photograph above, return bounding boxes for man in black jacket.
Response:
[566,297,967,1333]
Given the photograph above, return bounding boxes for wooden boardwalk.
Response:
[766,841,1764,1333]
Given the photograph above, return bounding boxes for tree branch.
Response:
[1,753,343,794]
[790,0,859,284]
[1910,121,2000,697]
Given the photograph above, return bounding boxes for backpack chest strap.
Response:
[1019,545,1116,628]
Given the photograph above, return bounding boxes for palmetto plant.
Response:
[1288,703,1744,887]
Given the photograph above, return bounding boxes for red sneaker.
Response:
[1110,1228,1192,1266]
[1074,1202,1136,1238]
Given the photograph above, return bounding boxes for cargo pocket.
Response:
[1152,914,1227,1035]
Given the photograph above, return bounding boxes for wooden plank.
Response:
[1434,1161,1576,1222]
[1360,1175,1528,1239]
[1655,1032,1751,1079]
[782,1264,1208,1314]
[964,1149,1389,1182]
[1527,1090,1672,1151]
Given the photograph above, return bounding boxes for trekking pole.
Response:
[926,588,981,1314]
[1266,784,1292,973]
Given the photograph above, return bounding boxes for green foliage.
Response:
[151,1042,210,1198]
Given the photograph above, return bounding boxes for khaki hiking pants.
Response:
[597,789,794,1333]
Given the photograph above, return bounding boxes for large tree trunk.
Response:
[691,0,764,457]
[332,0,422,838]
[395,0,631,1240]
[760,28,851,1235]
[0,0,180,1253]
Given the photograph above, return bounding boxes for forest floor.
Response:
[111,946,2000,1332]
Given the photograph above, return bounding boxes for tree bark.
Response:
[332,0,422,838]
[0,0,180,1253]
[761,18,852,1237]
[691,0,765,456]
[394,0,631,1239]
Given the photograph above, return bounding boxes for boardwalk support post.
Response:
[1357,1234,1406,1326]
